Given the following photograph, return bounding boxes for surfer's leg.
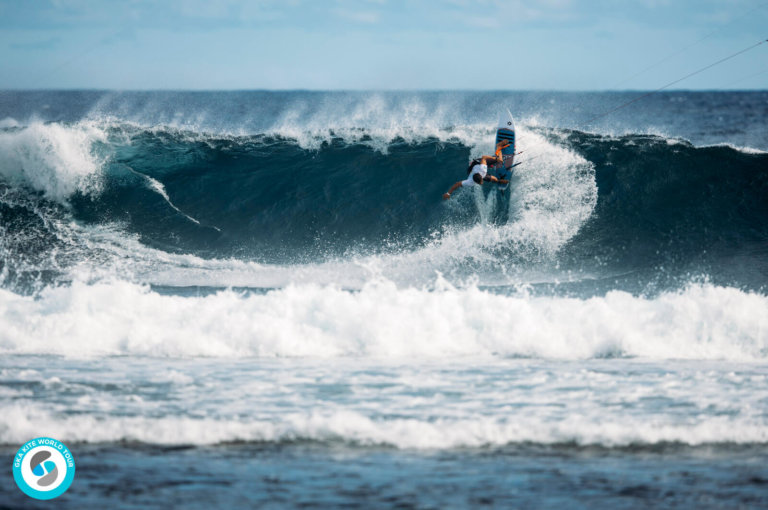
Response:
[495,140,510,158]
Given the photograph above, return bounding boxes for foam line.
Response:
[2,403,766,449]
[0,280,765,360]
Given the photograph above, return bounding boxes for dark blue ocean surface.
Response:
[0,91,767,508]
[2,443,768,509]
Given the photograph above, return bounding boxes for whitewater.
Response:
[1,90,767,507]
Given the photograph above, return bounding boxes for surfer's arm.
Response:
[443,181,463,200]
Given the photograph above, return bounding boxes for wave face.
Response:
[0,114,599,291]
[74,129,477,258]
[560,131,768,283]
[1,106,766,293]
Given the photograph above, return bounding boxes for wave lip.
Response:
[0,121,107,202]
[0,280,765,360]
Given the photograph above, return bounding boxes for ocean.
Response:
[0,90,767,508]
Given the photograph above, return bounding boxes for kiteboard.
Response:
[495,110,517,192]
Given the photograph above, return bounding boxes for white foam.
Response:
[0,121,107,202]
[700,142,768,154]
[2,402,766,449]
[0,280,765,360]
[0,117,20,129]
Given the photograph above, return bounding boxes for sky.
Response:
[0,0,766,90]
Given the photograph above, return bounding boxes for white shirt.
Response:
[460,163,487,187]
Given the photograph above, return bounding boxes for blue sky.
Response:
[0,0,766,90]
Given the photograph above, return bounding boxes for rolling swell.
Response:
[557,131,768,286]
[90,126,768,274]
[71,128,474,260]
[1,120,767,292]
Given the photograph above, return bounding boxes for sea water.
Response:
[0,90,767,508]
